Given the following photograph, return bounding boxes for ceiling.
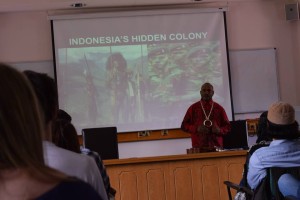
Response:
[0,0,207,13]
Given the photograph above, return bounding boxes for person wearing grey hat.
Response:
[247,101,300,190]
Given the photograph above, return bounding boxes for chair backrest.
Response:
[223,120,249,150]
[253,167,300,200]
[82,127,119,160]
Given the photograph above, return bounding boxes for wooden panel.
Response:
[228,163,244,182]
[202,165,220,200]
[146,169,167,200]
[119,171,138,200]
[224,162,244,198]
[173,167,193,200]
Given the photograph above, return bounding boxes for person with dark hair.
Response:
[53,111,113,199]
[52,119,81,153]
[255,111,271,143]
[58,109,72,122]
[24,70,58,124]
[0,63,102,200]
[24,70,108,200]
[233,111,273,199]
[181,82,231,151]
[247,101,300,190]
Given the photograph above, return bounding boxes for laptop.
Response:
[223,120,249,150]
[82,127,119,160]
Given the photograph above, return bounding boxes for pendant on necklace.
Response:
[200,101,214,127]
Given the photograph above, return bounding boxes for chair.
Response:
[224,180,253,200]
[82,127,119,160]
[266,167,300,200]
[224,167,300,200]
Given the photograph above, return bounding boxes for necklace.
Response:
[200,101,214,127]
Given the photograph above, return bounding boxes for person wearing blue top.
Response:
[247,101,300,190]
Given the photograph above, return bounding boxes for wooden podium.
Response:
[104,150,247,200]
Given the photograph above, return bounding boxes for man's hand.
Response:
[212,124,220,134]
[197,125,209,134]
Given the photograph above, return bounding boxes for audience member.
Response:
[57,109,72,122]
[81,147,115,199]
[234,111,272,199]
[53,110,113,199]
[256,111,271,143]
[52,119,81,153]
[247,101,300,190]
[0,63,102,200]
[24,70,108,200]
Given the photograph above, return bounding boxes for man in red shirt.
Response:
[181,82,231,150]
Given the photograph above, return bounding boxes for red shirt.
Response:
[181,99,231,148]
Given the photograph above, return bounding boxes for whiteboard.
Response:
[229,48,279,114]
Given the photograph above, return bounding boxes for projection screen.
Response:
[51,7,233,133]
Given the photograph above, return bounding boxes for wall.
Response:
[1,0,299,158]
[226,0,299,105]
[0,11,52,62]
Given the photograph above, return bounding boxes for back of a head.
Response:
[256,111,271,143]
[0,63,45,169]
[23,70,58,124]
[57,109,72,122]
[52,119,81,153]
[267,101,299,139]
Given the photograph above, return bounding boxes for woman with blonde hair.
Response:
[0,63,102,200]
